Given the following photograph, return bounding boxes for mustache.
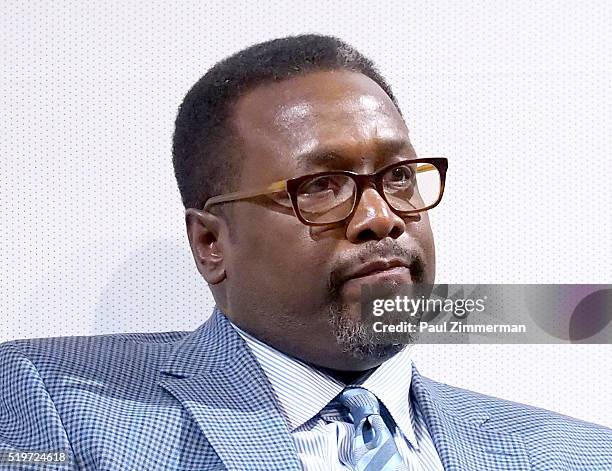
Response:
[328,239,426,293]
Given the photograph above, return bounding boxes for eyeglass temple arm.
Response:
[416,163,436,173]
[202,180,287,210]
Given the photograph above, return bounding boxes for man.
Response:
[1,35,610,471]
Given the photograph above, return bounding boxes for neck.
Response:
[320,365,379,385]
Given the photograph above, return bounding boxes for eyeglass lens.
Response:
[295,163,442,224]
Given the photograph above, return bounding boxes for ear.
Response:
[185,208,227,284]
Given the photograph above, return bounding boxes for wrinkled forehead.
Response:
[230,70,411,181]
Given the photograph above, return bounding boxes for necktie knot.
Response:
[337,387,409,470]
[339,387,381,425]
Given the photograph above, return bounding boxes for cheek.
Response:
[409,215,436,279]
[229,206,331,288]
[417,217,435,250]
[407,210,434,243]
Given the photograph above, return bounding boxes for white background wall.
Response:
[1,1,611,427]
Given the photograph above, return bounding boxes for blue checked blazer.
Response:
[1,308,611,470]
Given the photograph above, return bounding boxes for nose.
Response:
[345,187,407,242]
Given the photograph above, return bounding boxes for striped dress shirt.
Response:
[233,325,444,471]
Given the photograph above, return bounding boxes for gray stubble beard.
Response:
[326,298,406,362]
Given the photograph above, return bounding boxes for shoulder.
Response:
[421,374,612,459]
[0,328,226,469]
[0,329,190,383]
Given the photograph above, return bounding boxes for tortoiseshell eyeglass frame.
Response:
[199,157,448,226]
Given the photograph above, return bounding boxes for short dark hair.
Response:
[172,34,401,210]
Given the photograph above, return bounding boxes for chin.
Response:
[326,300,407,365]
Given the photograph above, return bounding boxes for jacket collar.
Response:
[160,306,239,378]
[411,363,532,469]
[159,307,301,471]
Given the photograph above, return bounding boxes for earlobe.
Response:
[185,208,227,284]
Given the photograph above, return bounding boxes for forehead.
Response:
[230,70,411,182]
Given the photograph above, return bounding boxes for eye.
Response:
[389,165,413,182]
[383,164,416,196]
[300,175,343,195]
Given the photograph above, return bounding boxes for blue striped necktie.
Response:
[339,387,409,471]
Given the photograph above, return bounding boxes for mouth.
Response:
[336,258,422,301]
[343,259,413,281]
[340,258,422,283]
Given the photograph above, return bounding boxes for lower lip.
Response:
[340,266,413,301]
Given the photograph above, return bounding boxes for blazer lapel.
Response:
[159,308,301,471]
[411,365,532,470]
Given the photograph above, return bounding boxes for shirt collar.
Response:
[358,343,419,449]
[231,323,419,449]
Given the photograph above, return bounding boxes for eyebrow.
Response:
[295,137,415,168]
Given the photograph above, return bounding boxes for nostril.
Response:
[388,225,403,239]
[355,228,378,243]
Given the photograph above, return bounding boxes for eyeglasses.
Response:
[201,157,448,226]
